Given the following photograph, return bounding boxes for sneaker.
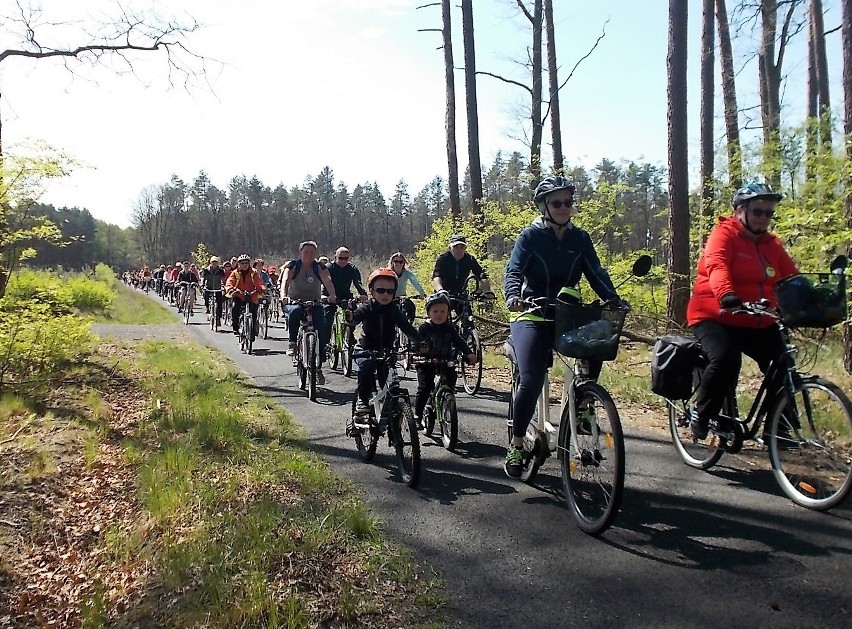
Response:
[355,400,371,415]
[287,342,296,355]
[504,445,524,478]
[414,414,424,431]
[317,369,326,385]
[689,409,709,440]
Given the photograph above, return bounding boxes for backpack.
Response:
[290,259,323,279]
[650,335,704,400]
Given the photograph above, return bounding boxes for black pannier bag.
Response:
[650,335,704,400]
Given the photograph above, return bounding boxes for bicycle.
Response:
[269,287,281,323]
[415,356,459,451]
[330,299,358,377]
[178,282,198,325]
[258,294,270,340]
[449,282,491,395]
[664,259,852,511]
[394,295,422,372]
[233,289,259,354]
[206,289,224,332]
[504,255,651,535]
[290,299,321,401]
[348,349,421,487]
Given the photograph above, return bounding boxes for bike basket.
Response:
[774,272,847,329]
[553,302,627,361]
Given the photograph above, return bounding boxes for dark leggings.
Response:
[691,320,786,423]
[231,299,259,338]
[510,320,602,440]
[415,364,457,416]
[355,357,389,404]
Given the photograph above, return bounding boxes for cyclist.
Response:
[267,265,280,291]
[432,234,493,315]
[225,254,267,339]
[323,247,368,356]
[503,174,623,478]
[413,292,476,428]
[389,252,427,322]
[686,182,798,440]
[253,258,275,320]
[348,268,422,427]
[282,241,338,384]
[176,261,198,314]
[201,256,227,323]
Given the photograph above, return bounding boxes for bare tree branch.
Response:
[476,70,533,95]
[515,0,533,23]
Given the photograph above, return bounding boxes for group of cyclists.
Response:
[131,175,816,484]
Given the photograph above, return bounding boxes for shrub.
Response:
[65,276,114,313]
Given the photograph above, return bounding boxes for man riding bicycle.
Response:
[432,235,493,315]
[323,246,368,357]
[686,182,798,441]
[201,256,227,324]
[503,175,624,478]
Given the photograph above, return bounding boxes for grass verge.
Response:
[91,284,177,324]
[0,339,442,628]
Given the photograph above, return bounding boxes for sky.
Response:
[0,0,845,228]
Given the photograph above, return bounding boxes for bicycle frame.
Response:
[353,352,408,431]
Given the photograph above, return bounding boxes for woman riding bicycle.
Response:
[686,182,799,440]
[388,252,427,322]
[503,174,623,479]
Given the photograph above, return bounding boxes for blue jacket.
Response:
[504,218,617,303]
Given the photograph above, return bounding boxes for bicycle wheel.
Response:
[261,304,269,339]
[560,381,624,535]
[351,397,378,461]
[439,389,458,451]
[461,330,483,395]
[307,333,317,401]
[343,329,354,378]
[246,313,254,354]
[392,398,421,487]
[668,367,726,470]
[423,399,436,437]
[184,297,191,325]
[768,377,852,510]
[331,315,342,371]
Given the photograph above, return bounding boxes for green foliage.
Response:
[65,276,114,312]
[2,269,114,315]
[192,242,212,268]
[92,263,117,288]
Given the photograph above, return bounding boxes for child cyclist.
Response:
[413,293,477,428]
[347,268,422,434]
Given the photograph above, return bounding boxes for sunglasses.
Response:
[750,208,775,218]
[393,259,405,264]
[337,256,349,260]
[548,199,574,209]
[372,287,395,295]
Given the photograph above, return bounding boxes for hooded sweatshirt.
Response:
[687,215,798,328]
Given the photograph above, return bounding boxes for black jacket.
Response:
[352,300,420,351]
[417,321,472,358]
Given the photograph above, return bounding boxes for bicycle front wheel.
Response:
[768,377,852,510]
[560,381,624,536]
[461,330,483,395]
[261,305,269,339]
[393,398,421,487]
[307,333,317,401]
[439,390,458,451]
[351,397,378,461]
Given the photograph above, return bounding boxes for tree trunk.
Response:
[806,16,819,180]
[843,0,852,372]
[442,0,461,219]
[530,0,544,181]
[810,0,832,149]
[461,0,483,211]
[700,0,715,225]
[544,0,563,175]
[716,0,742,189]
[667,0,690,329]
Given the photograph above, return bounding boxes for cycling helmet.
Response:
[534,175,576,203]
[268,265,277,273]
[731,182,783,208]
[367,267,399,288]
[237,254,251,262]
[425,292,451,311]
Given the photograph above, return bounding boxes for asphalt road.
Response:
[120,297,852,629]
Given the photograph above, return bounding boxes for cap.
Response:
[449,234,467,247]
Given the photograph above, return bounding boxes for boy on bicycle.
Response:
[413,292,477,428]
[347,268,422,430]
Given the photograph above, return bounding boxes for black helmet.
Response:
[425,292,451,311]
[732,182,783,208]
[534,175,576,203]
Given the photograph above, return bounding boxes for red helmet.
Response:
[367,267,399,289]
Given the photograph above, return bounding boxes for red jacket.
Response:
[687,216,798,328]
[225,269,266,304]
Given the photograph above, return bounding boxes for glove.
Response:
[507,297,524,312]
[720,293,742,309]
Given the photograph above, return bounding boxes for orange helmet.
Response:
[367,267,398,289]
